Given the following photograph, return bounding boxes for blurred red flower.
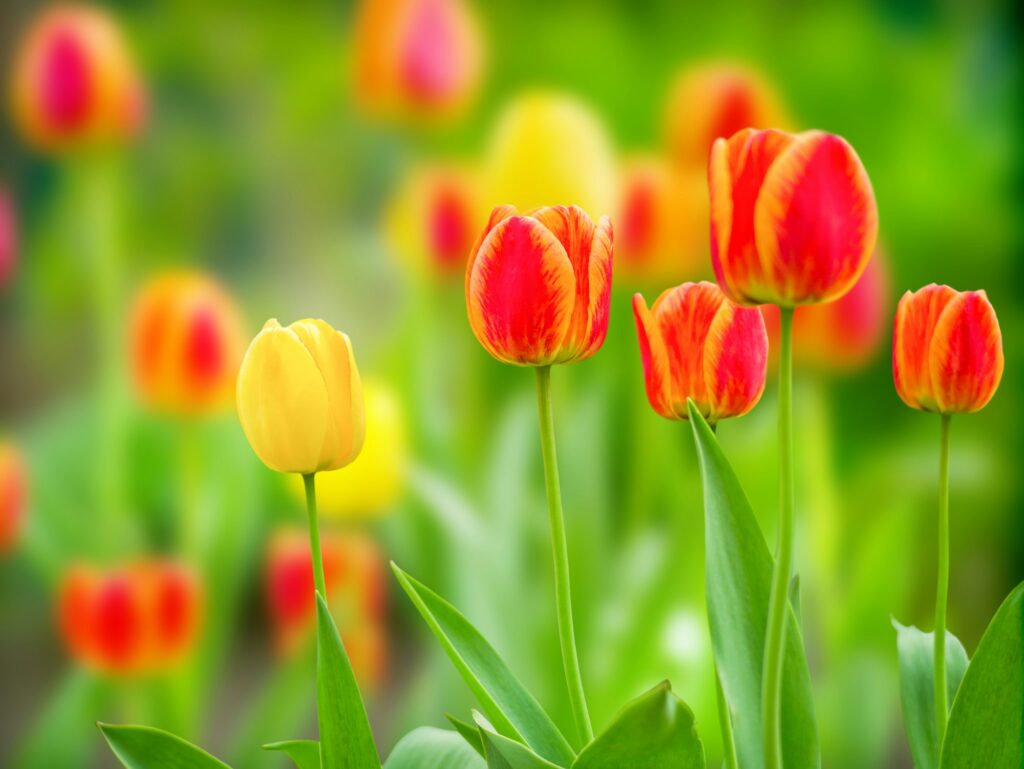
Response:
[0,442,28,556]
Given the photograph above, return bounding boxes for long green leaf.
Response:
[99,724,232,769]
[688,403,819,769]
[892,620,968,769]
[940,581,1024,768]
[448,714,486,757]
[316,594,380,769]
[392,563,575,767]
[474,714,562,769]
[384,727,485,769]
[572,681,704,769]
[262,740,320,769]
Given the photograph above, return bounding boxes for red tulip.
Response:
[633,281,768,424]
[893,285,1003,414]
[708,128,878,307]
[0,190,17,290]
[466,204,613,366]
[0,442,28,556]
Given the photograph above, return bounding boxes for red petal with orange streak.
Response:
[928,291,1004,413]
[576,215,613,361]
[632,294,674,419]
[465,204,517,298]
[704,302,768,420]
[892,284,957,411]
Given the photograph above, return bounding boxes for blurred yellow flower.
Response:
[237,319,365,475]
[484,91,617,216]
[293,380,407,518]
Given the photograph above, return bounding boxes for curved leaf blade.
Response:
[99,724,232,769]
[688,403,820,769]
[262,740,321,769]
[940,582,1024,768]
[448,714,486,758]
[392,563,575,766]
[384,727,485,769]
[474,714,562,769]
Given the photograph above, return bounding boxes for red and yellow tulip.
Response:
[466,204,613,366]
[633,281,767,423]
[0,189,17,291]
[708,128,878,307]
[9,4,145,152]
[0,442,27,556]
[893,285,1003,414]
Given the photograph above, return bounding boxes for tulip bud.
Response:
[466,204,613,367]
[0,442,28,556]
[708,128,878,307]
[9,4,145,152]
[0,189,17,290]
[633,281,768,424]
[237,319,365,475]
[893,285,1003,414]
[130,271,247,416]
[353,0,483,120]
[485,92,617,217]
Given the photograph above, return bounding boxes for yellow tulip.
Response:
[237,319,365,475]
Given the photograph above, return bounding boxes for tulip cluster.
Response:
[0,442,28,556]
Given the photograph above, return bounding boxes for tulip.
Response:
[633,282,767,424]
[353,0,483,120]
[893,285,1004,414]
[708,128,879,308]
[466,204,613,367]
[58,560,201,674]
[9,4,145,152]
[485,92,617,217]
[0,189,17,290]
[0,442,28,556]
[130,271,246,416]
[237,319,365,475]
[664,63,788,171]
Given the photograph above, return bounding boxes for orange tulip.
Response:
[9,4,145,152]
[353,0,483,120]
[633,281,767,424]
[130,271,246,416]
[893,285,1003,414]
[58,560,201,674]
[466,204,613,366]
[0,189,17,290]
[0,442,28,556]
[708,128,878,308]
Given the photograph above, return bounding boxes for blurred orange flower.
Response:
[9,4,145,152]
[353,0,483,121]
[58,560,201,675]
[0,442,28,556]
[633,281,767,424]
[893,285,1004,414]
[466,204,613,366]
[0,189,17,291]
[129,271,246,417]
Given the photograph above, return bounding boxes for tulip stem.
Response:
[763,306,794,769]
[303,473,327,601]
[535,365,593,745]
[935,413,952,747]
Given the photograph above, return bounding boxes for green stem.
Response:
[535,365,593,744]
[935,413,952,747]
[303,473,327,600]
[762,306,794,769]
[716,667,739,769]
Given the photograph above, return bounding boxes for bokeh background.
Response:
[0,0,1021,767]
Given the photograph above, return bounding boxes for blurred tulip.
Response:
[485,92,617,216]
[664,63,787,171]
[237,319,365,475]
[58,560,201,674]
[0,442,28,556]
[466,204,613,366]
[130,271,246,416]
[633,281,767,424]
[709,128,878,307]
[9,4,145,152]
[353,0,483,120]
[386,163,483,279]
[0,189,17,290]
[762,253,890,373]
[265,529,387,684]
[893,285,1003,414]
[294,380,408,519]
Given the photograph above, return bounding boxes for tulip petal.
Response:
[657,283,728,418]
[467,215,574,365]
[754,131,878,305]
[632,294,675,419]
[893,284,957,411]
[928,291,1004,414]
[705,302,768,421]
[465,204,517,298]
[577,215,614,361]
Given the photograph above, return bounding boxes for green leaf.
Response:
[688,403,820,769]
[447,714,486,757]
[262,740,320,769]
[789,574,802,627]
[316,593,381,769]
[571,681,704,769]
[940,581,1024,768]
[384,727,485,769]
[892,620,968,769]
[392,563,575,767]
[473,713,562,769]
[98,724,232,769]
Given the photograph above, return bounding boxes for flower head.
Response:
[0,442,27,556]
